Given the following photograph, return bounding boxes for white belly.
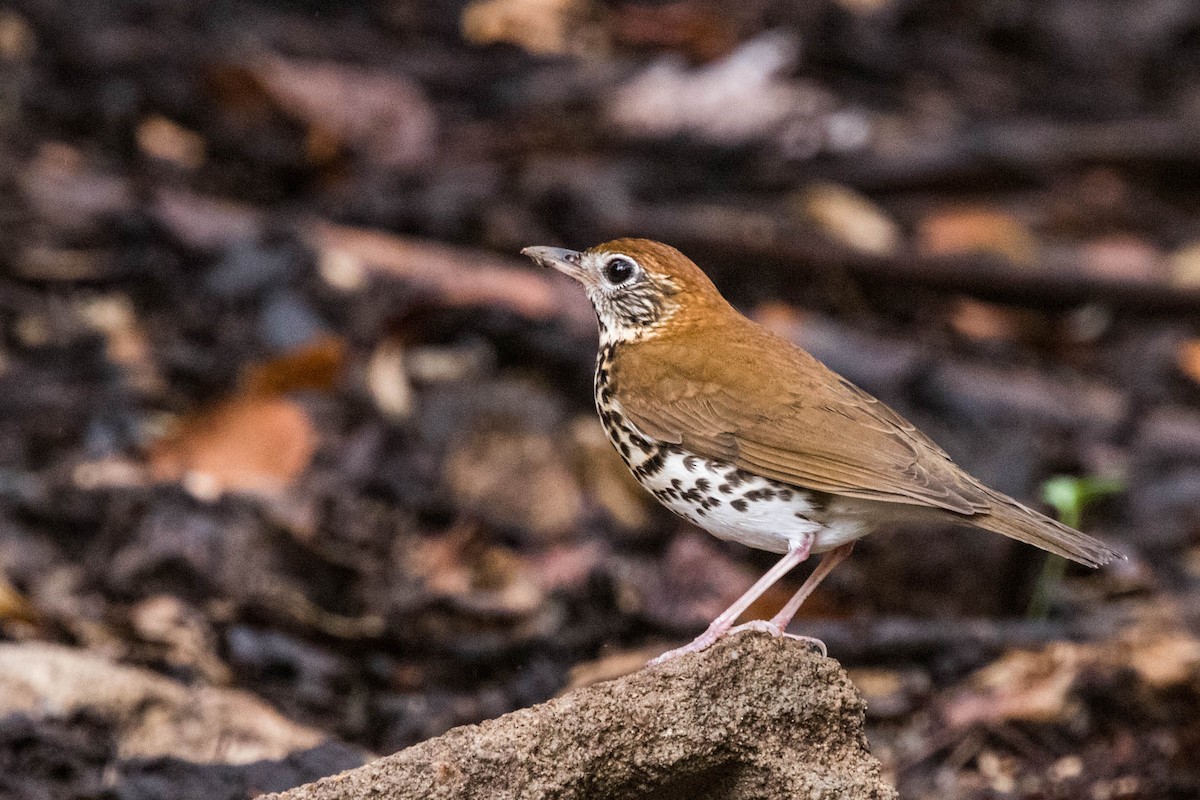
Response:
[635,446,872,555]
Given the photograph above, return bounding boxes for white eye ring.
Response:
[602,255,637,286]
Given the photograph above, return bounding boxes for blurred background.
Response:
[1,0,1199,797]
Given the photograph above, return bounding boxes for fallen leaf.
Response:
[0,10,35,60]
[1167,241,1200,287]
[241,335,346,396]
[943,644,1082,727]
[949,298,1027,343]
[77,294,161,393]
[943,623,1200,729]
[917,205,1037,266]
[14,244,116,281]
[847,667,930,719]
[136,115,206,169]
[752,301,808,336]
[797,183,900,257]
[835,0,896,13]
[1178,340,1200,384]
[408,527,543,616]
[528,541,605,594]
[609,2,739,62]
[461,0,595,56]
[0,574,38,626]
[367,337,415,421]
[148,395,318,498]
[1128,631,1200,688]
[130,595,231,683]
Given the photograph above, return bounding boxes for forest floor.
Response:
[2,1,1200,798]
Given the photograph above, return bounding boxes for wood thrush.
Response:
[521,238,1121,664]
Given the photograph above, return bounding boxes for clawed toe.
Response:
[729,621,828,657]
[785,634,827,657]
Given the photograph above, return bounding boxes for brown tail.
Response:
[972,487,1123,568]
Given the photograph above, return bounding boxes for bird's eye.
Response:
[602,256,637,286]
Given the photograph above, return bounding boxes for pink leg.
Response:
[720,542,855,658]
[648,535,813,666]
[770,542,854,631]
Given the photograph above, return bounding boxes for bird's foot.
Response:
[648,621,828,667]
[728,620,828,657]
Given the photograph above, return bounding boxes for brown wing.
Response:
[612,322,992,515]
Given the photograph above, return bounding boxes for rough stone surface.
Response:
[271,632,897,800]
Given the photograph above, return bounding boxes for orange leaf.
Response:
[1178,339,1200,384]
[918,205,1036,266]
[241,335,346,396]
[148,395,317,498]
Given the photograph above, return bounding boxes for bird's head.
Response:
[521,238,724,343]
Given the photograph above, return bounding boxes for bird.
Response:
[521,238,1122,665]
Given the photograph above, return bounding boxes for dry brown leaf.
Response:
[0,575,38,625]
[1178,340,1200,384]
[1168,241,1200,287]
[835,0,895,13]
[1128,631,1200,688]
[148,394,317,499]
[240,335,346,396]
[752,301,808,337]
[606,32,811,145]
[917,205,1037,266]
[798,183,900,257]
[944,624,1200,729]
[77,295,161,393]
[366,337,414,421]
[609,2,739,62]
[943,644,1082,727]
[14,245,115,282]
[136,115,206,169]
[949,298,1026,343]
[846,666,930,718]
[145,335,348,499]
[130,595,231,684]
[0,10,35,60]
[462,0,595,56]
[528,541,605,594]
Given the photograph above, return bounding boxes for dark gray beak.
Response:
[520,246,585,279]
